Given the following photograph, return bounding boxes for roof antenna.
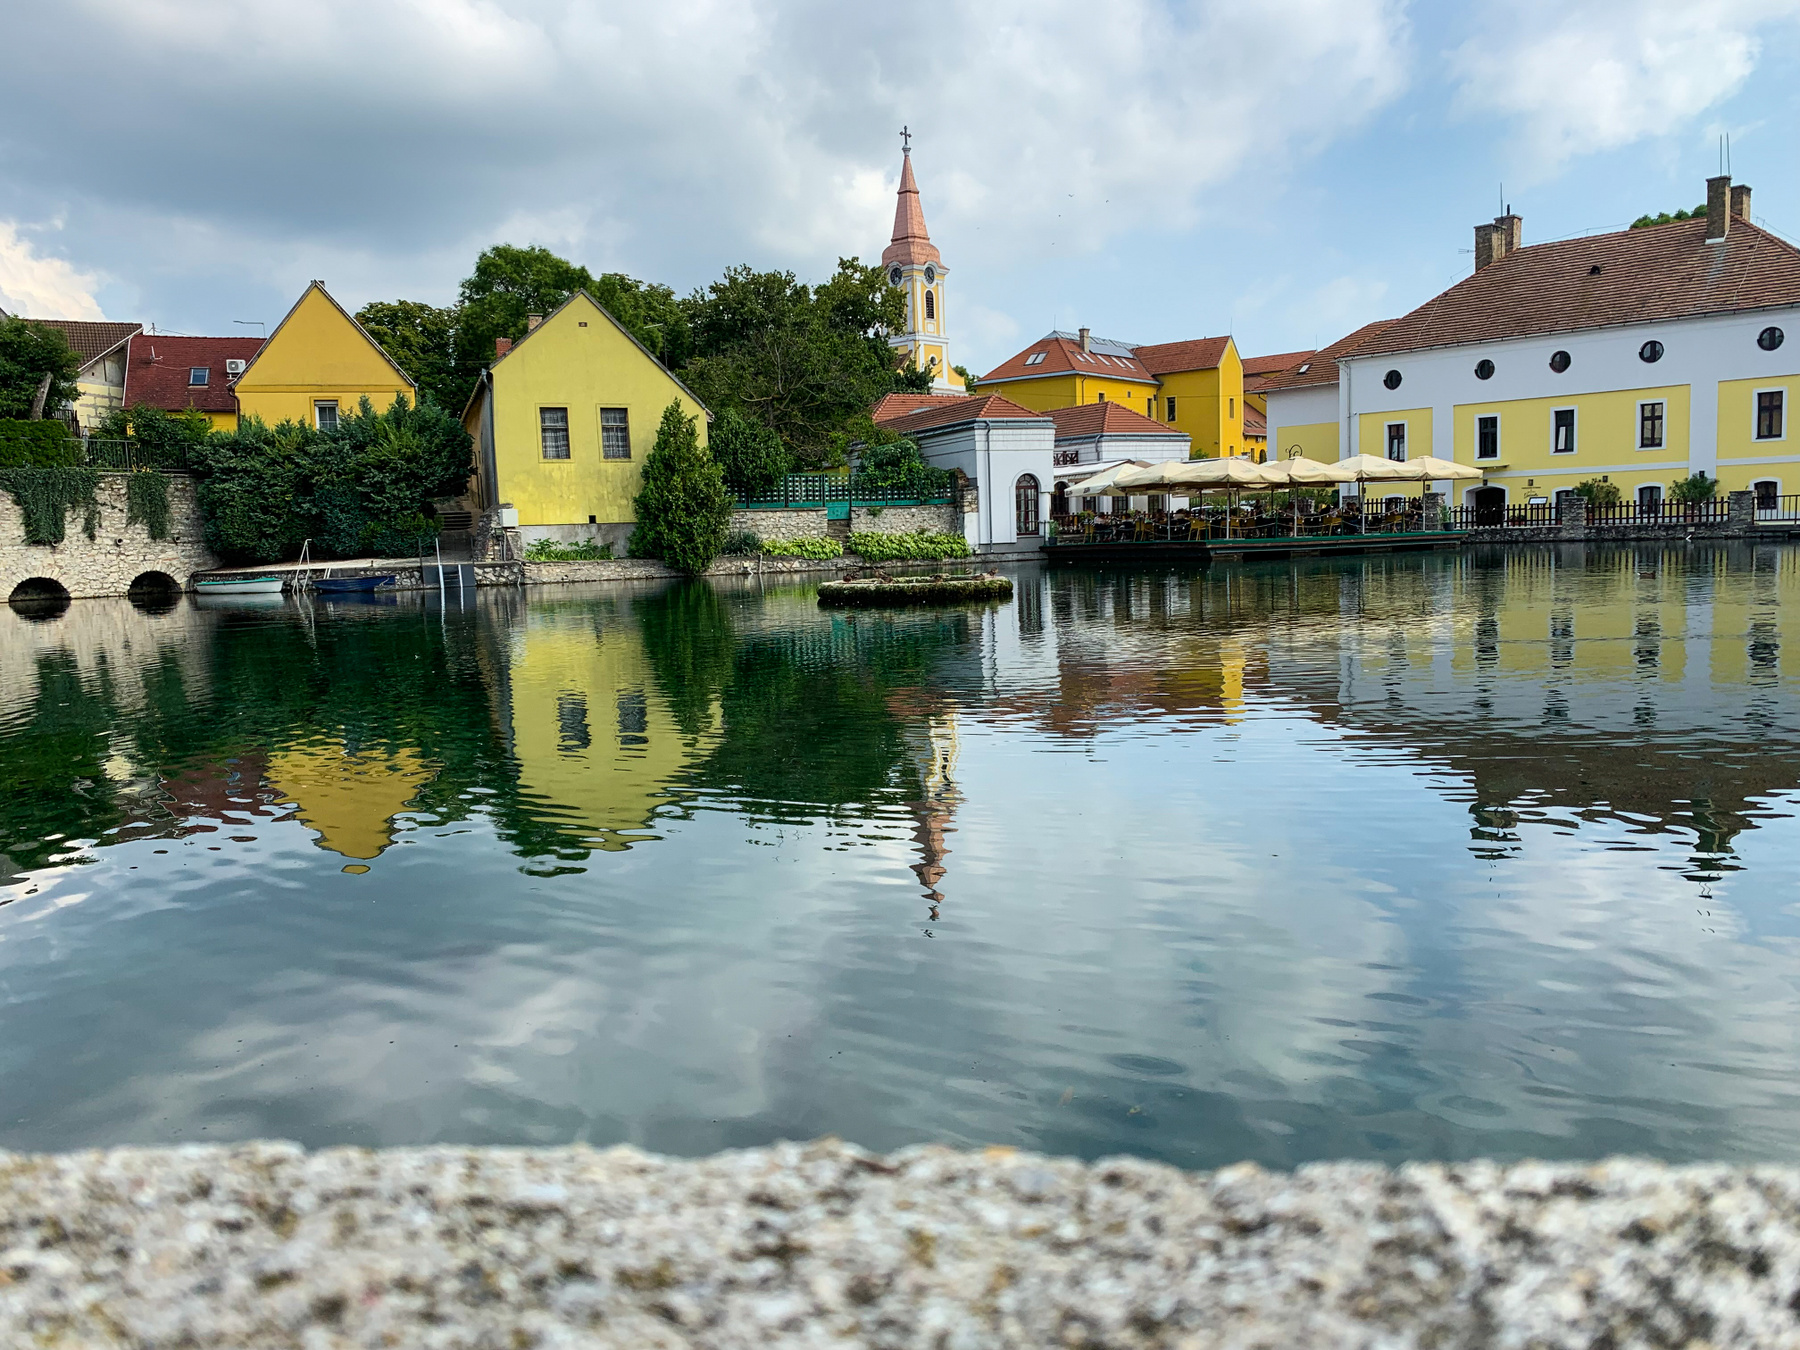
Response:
[1725,131,1732,176]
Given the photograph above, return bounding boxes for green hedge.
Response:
[524,538,614,561]
[761,536,844,559]
[847,530,971,562]
[0,420,79,468]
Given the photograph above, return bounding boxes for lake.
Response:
[4,544,1800,1169]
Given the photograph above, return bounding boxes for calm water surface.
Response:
[5,545,1800,1167]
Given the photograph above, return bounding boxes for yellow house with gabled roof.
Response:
[462,289,710,555]
[232,280,415,431]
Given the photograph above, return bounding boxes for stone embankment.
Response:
[3,1139,1797,1347]
[0,475,215,600]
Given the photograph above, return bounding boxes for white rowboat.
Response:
[194,576,285,595]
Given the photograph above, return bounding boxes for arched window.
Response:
[924,289,936,321]
[1015,474,1041,536]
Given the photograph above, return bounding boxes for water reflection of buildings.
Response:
[264,742,433,861]
[895,704,963,918]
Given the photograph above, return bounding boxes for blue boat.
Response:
[313,575,394,593]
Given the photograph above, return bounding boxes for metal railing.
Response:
[735,472,957,509]
[1047,504,1450,546]
[1590,500,1730,526]
[1757,494,1800,521]
[80,438,192,473]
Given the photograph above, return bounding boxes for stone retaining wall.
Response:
[849,502,960,535]
[1,475,215,601]
[1,1139,1794,1347]
[727,508,831,543]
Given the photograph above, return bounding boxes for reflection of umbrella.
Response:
[1406,455,1483,481]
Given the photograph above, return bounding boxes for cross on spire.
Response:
[900,125,912,154]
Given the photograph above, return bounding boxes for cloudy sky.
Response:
[3,0,1798,374]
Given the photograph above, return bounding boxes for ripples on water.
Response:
[4,543,1800,1167]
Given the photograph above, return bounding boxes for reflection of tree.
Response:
[0,652,128,876]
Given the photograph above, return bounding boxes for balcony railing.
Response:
[1757,494,1800,522]
[80,438,192,473]
[735,472,957,508]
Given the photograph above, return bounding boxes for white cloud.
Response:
[1451,0,1800,173]
[0,224,105,320]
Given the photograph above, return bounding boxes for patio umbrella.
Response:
[1064,462,1148,496]
[1406,455,1483,481]
[1337,453,1428,483]
[1260,456,1357,485]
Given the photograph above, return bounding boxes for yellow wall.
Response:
[1717,374,1800,463]
[981,371,1158,416]
[234,283,414,428]
[1448,385,1691,500]
[477,292,709,527]
[1272,419,1338,464]
[1156,341,1243,459]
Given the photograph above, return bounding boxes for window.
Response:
[540,407,571,459]
[1228,397,1235,417]
[1639,400,1664,449]
[314,400,338,431]
[1638,483,1663,511]
[1382,369,1402,390]
[1110,495,1128,516]
[1759,326,1785,352]
[1552,407,1576,453]
[1014,474,1040,536]
[924,290,935,320]
[1385,421,1406,461]
[1549,350,1572,373]
[1756,389,1785,441]
[1024,352,1046,366]
[1476,414,1499,460]
[600,407,631,458]
[188,366,209,386]
[556,693,590,753]
[1754,480,1779,512]
[1166,398,1176,423]
[1474,359,1495,380]
[1096,392,1105,402]
[1639,340,1664,363]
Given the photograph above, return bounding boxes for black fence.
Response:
[80,438,192,473]
[735,473,957,509]
[1589,500,1730,526]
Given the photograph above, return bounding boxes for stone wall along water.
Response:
[0,475,215,601]
[849,502,960,535]
[726,508,831,543]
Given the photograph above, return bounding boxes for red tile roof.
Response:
[1243,406,1267,437]
[1046,402,1181,439]
[123,335,265,415]
[1256,320,1398,393]
[24,319,141,365]
[1355,217,1800,358]
[1242,348,1314,376]
[1131,335,1232,375]
[869,391,971,422]
[882,152,941,268]
[874,393,1049,436]
[979,332,1159,387]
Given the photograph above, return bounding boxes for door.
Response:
[1472,486,1506,526]
[1014,474,1040,536]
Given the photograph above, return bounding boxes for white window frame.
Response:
[1754,387,1787,443]
[1550,406,1577,455]
[1475,413,1500,461]
[188,366,209,387]
[313,399,338,431]
[1384,419,1407,462]
[1636,399,1665,450]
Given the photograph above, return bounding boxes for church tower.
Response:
[883,131,955,391]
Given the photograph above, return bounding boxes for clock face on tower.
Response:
[923,265,936,284]
[888,266,903,286]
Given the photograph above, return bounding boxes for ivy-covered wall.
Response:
[1,474,215,601]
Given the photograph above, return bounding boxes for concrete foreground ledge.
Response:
[3,1140,1799,1348]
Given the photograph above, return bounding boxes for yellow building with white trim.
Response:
[233,281,416,431]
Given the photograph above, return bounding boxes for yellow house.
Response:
[977,329,1251,458]
[233,281,415,431]
[462,290,710,554]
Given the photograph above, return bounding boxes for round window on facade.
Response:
[1760,326,1786,352]
[1383,369,1402,390]
[1639,340,1664,363]
[1549,350,1572,373]
[1474,359,1495,380]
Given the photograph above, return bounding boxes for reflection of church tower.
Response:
[883,129,955,391]
[900,710,963,913]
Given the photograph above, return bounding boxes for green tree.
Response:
[355,300,462,410]
[95,404,214,464]
[854,437,948,498]
[708,407,789,498]
[630,402,732,574]
[0,319,82,420]
[1631,205,1707,229]
[1573,478,1622,506]
[953,363,977,392]
[1670,471,1717,503]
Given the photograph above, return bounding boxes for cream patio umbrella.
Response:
[1064,461,1148,496]
[1407,455,1483,481]
[1259,455,1358,536]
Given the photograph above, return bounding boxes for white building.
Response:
[873,394,1055,554]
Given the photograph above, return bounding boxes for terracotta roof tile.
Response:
[869,391,971,422]
[979,331,1158,387]
[1242,348,1314,376]
[23,319,141,365]
[123,335,266,414]
[875,393,1050,436]
[1047,402,1180,439]
[882,152,941,268]
[1355,217,1800,358]
[1257,319,1398,394]
[1131,336,1231,375]
[1243,406,1267,436]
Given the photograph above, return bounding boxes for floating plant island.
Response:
[817,571,1014,608]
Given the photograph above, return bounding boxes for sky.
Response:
[2,0,1799,377]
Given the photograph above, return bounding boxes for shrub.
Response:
[854,438,951,499]
[847,530,971,563]
[720,530,762,555]
[524,538,614,561]
[760,536,843,558]
[710,408,789,499]
[0,419,79,467]
[94,405,213,468]
[1573,478,1621,507]
[630,402,733,574]
[0,465,101,544]
[1669,471,1717,503]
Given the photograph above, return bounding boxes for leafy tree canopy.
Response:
[1631,205,1707,229]
[1573,478,1621,506]
[708,406,789,498]
[0,319,82,420]
[355,300,461,411]
[629,402,733,574]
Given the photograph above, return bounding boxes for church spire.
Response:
[883,134,941,267]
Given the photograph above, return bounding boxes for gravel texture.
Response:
[3,1139,1799,1347]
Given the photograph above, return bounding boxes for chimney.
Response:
[1706,175,1731,241]
[1474,208,1522,271]
[1474,223,1499,271]
[1495,209,1521,253]
[1731,183,1753,221]
[495,337,512,357]
[1079,326,1091,354]
[526,313,544,332]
